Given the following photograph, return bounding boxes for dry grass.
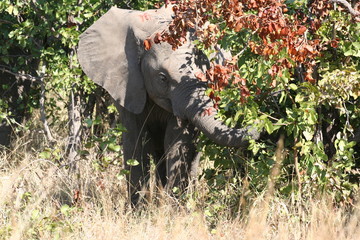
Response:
[1,138,359,240]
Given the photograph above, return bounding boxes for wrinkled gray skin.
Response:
[78,6,259,205]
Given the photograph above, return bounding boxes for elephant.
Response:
[77,5,259,205]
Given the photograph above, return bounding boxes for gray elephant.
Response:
[77,5,259,205]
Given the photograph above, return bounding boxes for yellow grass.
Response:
[0,139,359,240]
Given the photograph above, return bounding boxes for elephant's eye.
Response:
[159,73,167,84]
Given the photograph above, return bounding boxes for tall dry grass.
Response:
[0,135,359,240]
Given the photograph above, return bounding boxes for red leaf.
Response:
[305,70,316,83]
[195,71,207,82]
[330,40,338,48]
[268,24,273,33]
[209,91,215,99]
[144,39,152,50]
[297,26,307,35]
[273,23,282,35]
[202,107,214,117]
[73,189,81,203]
[235,21,243,32]
[153,32,163,44]
[304,44,315,54]
[280,27,289,36]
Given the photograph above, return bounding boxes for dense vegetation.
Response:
[0,0,359,238]
[157,0,360,209]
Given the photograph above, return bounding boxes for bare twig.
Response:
[330,0,360,17]
[0,67,42,83]
[0,19,15,25]
[66,1,83,170]
[67,88,82,169]
[1,64,55,144]
[356,2,360,11]
[258,110,281,122]
[349,127,360,143]
[38,65,56,144]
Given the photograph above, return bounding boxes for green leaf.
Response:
[31,209,40,220]
[108,143,121,152]
[346,141,356,148]
[107,104,118,114]
[295,94,304,103]
[6,4,13,14]
[39,149,51,159]
[60,204,71,216]
[84,118,92,127]
[353,42,360,50]
[303,129,314,141]
[204,209,213,217]
[79,150,90,156]
[126,159,139,166]
[12,6,18,15]
[119,169,130,175]
[338,139,346,152]
[83,12,93,18]
[279,89,287,104]
[264,118,274,134]
[172,187,180,194]
[307,110,317,125]
[93,117,102,125]
[344,42,360,57]
[289,83,298,90]
[117,170,130,180]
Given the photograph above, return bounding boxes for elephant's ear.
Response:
[78,7,146,114]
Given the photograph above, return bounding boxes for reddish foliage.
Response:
[155,0,342,101]
[195,71,207,82]
[144,38,152,50]
[330,39,339,48]
[202,106,215,116]
[73,189,81,204]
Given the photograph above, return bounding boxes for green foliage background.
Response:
[0,0,359,223]
[198,1,360,216]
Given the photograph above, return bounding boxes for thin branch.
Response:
[0,67,42,83]
[258,110,281,122]
[349,127,360,143]
[0,19,15,25]
[0,54,33,58]
[38,64,56,144]
[234,29,259,59]
[356,2,360,11]
[330,0,360,16]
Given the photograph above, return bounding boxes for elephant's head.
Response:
[78,6,259,148]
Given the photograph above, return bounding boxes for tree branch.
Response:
[38,64,56,144]
[0,66,42,83]
[330,0,360,17]
[349,127,360,143]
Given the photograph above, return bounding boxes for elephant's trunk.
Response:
[176,80,259,148]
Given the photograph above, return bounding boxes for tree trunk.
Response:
[67,89,82,170]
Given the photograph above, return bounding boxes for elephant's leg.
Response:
[164,118,197,194]
[125,132,154,205]
[120,108,152,206]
